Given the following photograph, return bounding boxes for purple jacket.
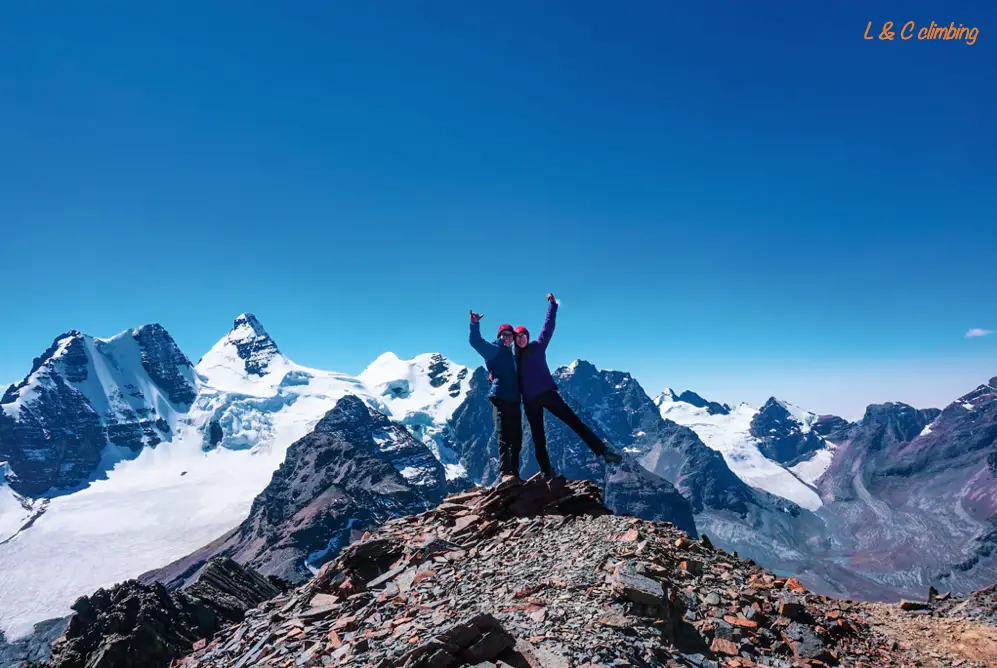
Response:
[516,301,559,401]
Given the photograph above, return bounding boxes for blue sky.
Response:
[1,0,994,418]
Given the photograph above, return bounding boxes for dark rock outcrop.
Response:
[132,324,196,405]
[34,558,280,668]
[750,397,825,466]
[0,334,105,497]
[675,390,731,415]
[545,361,824,572]
[812,414,853,441]
[446,367,502,484]
[229,313,281,377]
[147,396,447,587]
[0,325,195,497]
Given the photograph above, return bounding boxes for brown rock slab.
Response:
[711,637,739,656]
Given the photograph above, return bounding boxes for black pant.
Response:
[524,390,606,475]
[490,397,523,475]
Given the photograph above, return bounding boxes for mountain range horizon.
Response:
[4,311,990,424]
[3,308,996,644]
[1,303,996,668]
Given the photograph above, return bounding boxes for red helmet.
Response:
[496,324,514,338]
[514,326,529,339]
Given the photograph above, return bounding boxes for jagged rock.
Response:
[749,398,825,466]
[146,396,447,587]
[34,558,281,668]
[170,480,941,668]
[782,621,830,661]
[0,325,195,496]
[611,561,665,606]
[227,313,281,377]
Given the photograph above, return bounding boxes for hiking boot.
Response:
[602,450,623,464]
[491,473,521,489]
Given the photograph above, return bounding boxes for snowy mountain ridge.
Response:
[0,314,472,641]
[0,325,198,498]
[654,389,833,510]
[4,312,990,646]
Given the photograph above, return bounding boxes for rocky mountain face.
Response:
[807,383,997,600]
[541,361,826,573]
[0,325,196,496]
[170,479,994,668]
[663,389,732,416]
[445,368,499,484]
[147,396,448,587]
[225,313,282,377]
[0,315,481,647]
[811,414,853,441]
[29,558,282,668]
[749,398,825,466]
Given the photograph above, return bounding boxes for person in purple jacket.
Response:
[515,293,623,480]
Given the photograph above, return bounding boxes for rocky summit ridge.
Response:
[167,477,994,668]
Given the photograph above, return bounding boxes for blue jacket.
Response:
[469,321,520,401]
[516,301,559,401]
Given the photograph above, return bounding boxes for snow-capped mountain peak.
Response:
[195,313,290,394]
[0,324,197,498]
[654,388,731,418]
[658,388,678,402]
[360,352,469,410]
[230,312,275,345]
[359,352,471,479]
[758,397,818,434]
[655,387,826,510]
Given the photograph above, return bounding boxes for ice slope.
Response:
[0,433,278,640]
[0,472,33,544]
[789,444,838,486]
[0,315,471,639]
[195,313,293,396]
[777,399,819,434]
[3,328,194,428]
[190,312,379,455]
[655,392,824,511]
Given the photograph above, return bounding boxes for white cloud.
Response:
[965,328,994,338]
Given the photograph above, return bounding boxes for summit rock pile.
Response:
[169,477,986,668]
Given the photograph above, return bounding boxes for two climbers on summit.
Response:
[468,293,623,485]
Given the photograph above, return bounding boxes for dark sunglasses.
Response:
[500,331,515,338]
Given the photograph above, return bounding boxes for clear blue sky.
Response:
[1,0,994,418]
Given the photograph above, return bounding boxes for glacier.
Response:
[0,314,472,640]
[655,392,824,511]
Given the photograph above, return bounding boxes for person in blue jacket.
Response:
[469,309,522,484]
[514,293,623,480]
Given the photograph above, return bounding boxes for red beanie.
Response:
[497,323,514,337]
[514,326,529,338]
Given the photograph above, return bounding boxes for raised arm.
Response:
[469,310,499,361]
[537,293,558,350]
